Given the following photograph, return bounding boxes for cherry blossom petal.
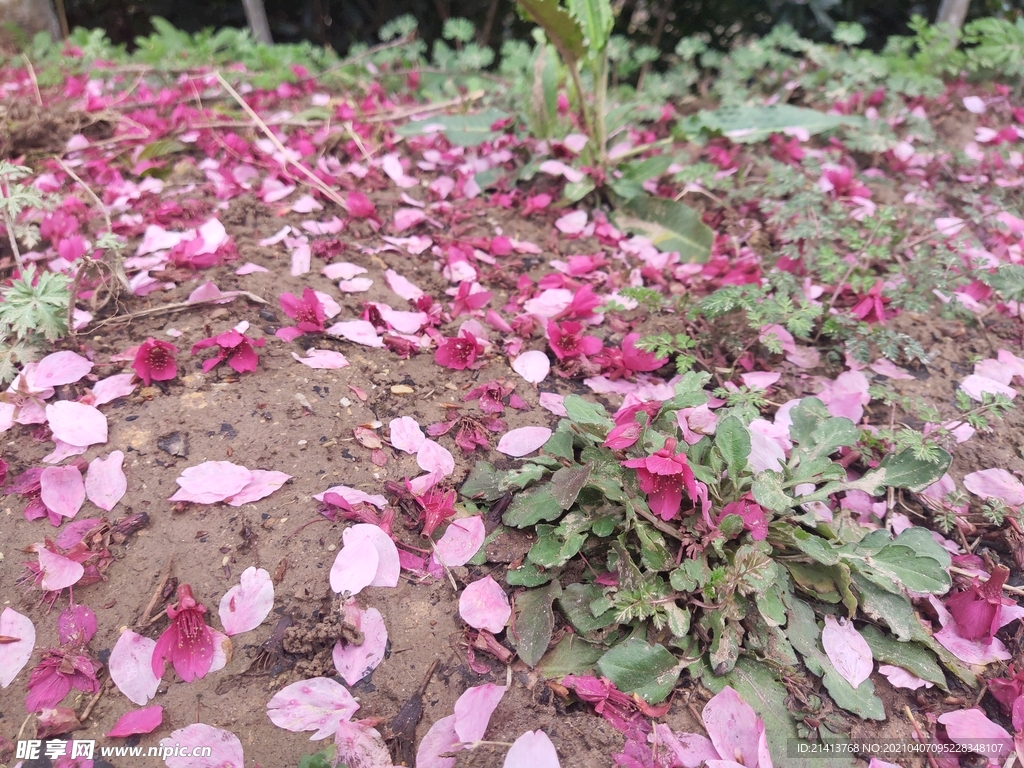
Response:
[960,374,1017,401]
[459,576,511,633]
[390,416,425,454]
[333,720,394,768]
[394,208,427,232]
[332,605,387,686]
[91,373,137,405]
[504,730,560,768]
[539,392,567,416]
[433,516,486,568]
[339,278,374,293]
[540,160,585,184]
[512,350,550,384]
[315,486,388,508]
[37,547,85,591]
[327,319,385,348]
[938,709,1012,760]
[555,210,588,234]
[822,616,873,688]
[219,567,275,636]
[225,470,291,506]
[161,724,244,768]
[385,269,425,301]
[46,401,108,447]
[266,677,359,740]
[877,665,932,690]
[29,351,93,389]
[417,439,455,476]
[650,724,719,767]
[331,524,400,595]
[963,468,1024,506]
[454,683,506,742]
[785,346,820,369]
[106,705,163,738]
[292,349,351,369]
[963,96,986,114]
[40,464,86,520]
[416,714,459,768]
[701,687,762,767]
[109,630,161,705]
[322,262,367,280]
[869,359,915,380]
[0,608,35,688]
[169,461,253,504]
[85,451,127,511]
[497,427,552,457]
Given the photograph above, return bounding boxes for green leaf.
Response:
[517,0,585,65]
[597,638,681,703]
[752,472,793,513]
[715,415,751,480]
[537,634,605,677]
[696,104,865,144]
[542,429,575,460]
[786,562,842,603]
[566,0,613,52]
[563,395,614,429]
[558,583,616,633]
[138,138,188,161]
[503,485,564,527]
[620,154,674,184]
[614,194,714,263]
[852,528,951,595]
[512,580,562,667]
[793,416,859,468]
[395,108,511,147]
[506,562,553,587]
[634,522,672,571]
[550,463,592,509]
[708,613,742,675]
[788,397,832,446]
[860,625,947,690]
[460,462,502,500]
[564,177,596,202]
[856,448,952,494]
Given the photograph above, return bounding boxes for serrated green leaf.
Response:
[512,580,561,667]
[793,416,859,468]
[517,0,585,65]
[566,0,613,52]
[597,638,680,703]
[563,395,613,429]
[715,415,750,480]
[788,397,832,446]
[564,177,596,202]
[752,471,793,513]
[460,462,502,500]
[697,104,865,144]
[856,448,952,495]
[542,429,575,460]
[395,108,511,147]
[634,522,672,571]
[506,562,553,587]
[558,582,616,633]
[850,528,951,595]
[550,463,592,509]
[614,194,714,263]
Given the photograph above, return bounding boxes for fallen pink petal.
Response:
[496,426,552,457]
[85,451,127,511]
[36,546,85,591]
[108,630,161,705]
[821,616,873,688]
[39,464,86,520]
[504,730,561,768]
[333,603,388,686]
[330,524,400,595]
[0,608,35,688]
[219,566,275,636]
[161,723,245,768]
[266,677,359,739]
[459,575,511,633]
[105,705,163,738]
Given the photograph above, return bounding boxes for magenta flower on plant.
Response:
[435,330,485,370]
[131,338,178,386]
[151,584,215,683]
[191,328,265,374]
[603,402,663,450]
[546,321,603,360]
[621,438,699,521]
[946,564,1014,644]
[276,287,326,342]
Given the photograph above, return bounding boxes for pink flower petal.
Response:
[109,630,160,705]
[877,664,932,690]
[322,262,367,280]
[291,194,324,213]
[459,575,511,633]
[785,346,821,369]
[960,374,1017,401]
[0,608,35,688]
[432,516,486,568]
[169,461,253,504]
[29,351,93,389]
[224,470,291,506]
[869,358,915,380]
[822,616,873,688]
[497,427,552,457]
[938,709,1012,760]
[266,677,359,740]
[512,350,550,384]
[46,401,108,447]
[219,567,274,636]
[390,416,425,454]
[540,160,585,184]
[963,468,1024,506]
[330,524,400,595]
[740,372,780,390]
[235,262,269,275]
[333,720,394,768]
[91,373,137,405]
[539,393,567,416]
[385,269,425,301]
[650,724,718,767]
[326,319,385,348]
[332,604,387,685]
[85,451,126,511]
[416,714,459,768]
[454,683,506,742]
[935,217,965,236]
[554,210,588,234]
[292,349,351,369]
[339,277,374,293]
[37,546,85,591]
[315,485,388,508]
[394,208,427,232]
[417,439,455,476]
[106,705,163,738]
[161,723,244,768]
[702,687,761,767]
[504,730,560,768]
[40,464,86,520]
[963,96,987,114]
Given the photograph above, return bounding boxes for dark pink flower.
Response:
[820,164,871,198]
[346,191,377,220]
[415,487,457,538]
[603,402,662,450]
[191,329,265,374]
[151,584,215,683]
[850,281,895,324]
[26,649,101,712]
[719,495,768,541]
[435,330,485,370]
[555,285,603,322]
[990,665,1024,724]
[621,333,667,373]
[464,380,527,415]
[450,282,492,317]
[547,321,603,360]
[522,194,551,216]
[276,288,326,342]
[621,438,699,521]
[132,338,178,386]
[947,564,1014,643]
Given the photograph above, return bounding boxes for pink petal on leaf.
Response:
[46,401,108,447]
[539,393,567,416]
[497,427,552,457]
[938,709,1012,761]
[40,464,86,520]
[822,616,873,688]
[0,608,35,688]
[109,630,160,705]
[390,416,425,454]
[454,683,506,742]
[877,665,932,690]
[433,516,486,568]
[105,705,163,738]
[219,567,274,636]
[161,723,244,768]
[960,374,1017,402]
[459,575,511,633]
[85,451,126,511]
[504,730,560,768]
[266,677,359,740]
[702,687,761,768]
[37,546,85,591]
[963,468,1024,506]
[332,604,387,686]
[511,350,550,384]
[225,470,291,506]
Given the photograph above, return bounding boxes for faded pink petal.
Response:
[651,723,718,767]
[330,524,400,595]
[333,719,394,768]
[417,439,455,476]
[91,373,137,405]
[740,372,780,390]
[219,567,274,636]
[785,346,820,369]
[963,468,1024,506]
[85,451,126,511]
[816,371,870,422]
[454,683,507,742]
[390,416,425,454]
[224,470,291,506]
[555,210,588,234]
[40,465,86,520]
[702,687,761,768]
[822,616,873,688]
[497,427,552,457]
[105,705,163,738]
[339,278,374,293]
[57,605,96,645]
[292,349,351,369]
[332,604,387,686]
[511,350,550,384]
[869,358,915,380]
[46,401,108,447]
[314,486,388,508]
[161,723,244,768]
[504,730,560,768]
[109,630,160,705]
[0,608,35,688]
[432,516,486,568]
[539,392,567,416]
[960,374,1017,401]
[266,677,359,740]
[394,208,427,232]
[29,351,93,389]
[327,319,385,348]
[963,96,986,113]
[169,461,253,504]
[877,665,932,690]
[938,709,1012,760]
[385,268,425,301]
[37,547,84,591]
[459,575,511,633]
[417,714,459,768]
[540,160,585,184]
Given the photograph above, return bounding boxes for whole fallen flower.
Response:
[435,330,485,370]
[547,320,602,361]
[26,647,102,712]
[947,564,1015,644]
[131,338,178,386]
[151,584,215,682]
[276,287,326,342]
[191,329,265,374]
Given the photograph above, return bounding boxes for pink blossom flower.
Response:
[522,194,551,216]
[276,287,326,342]
[450,282,492,316]
[621,438,699,521]
[947,564,1014,644]
[719,495,769,541]
[464,380,527,415]
[547,321,603,360]
[346,191,378,220]
[191,329,265,374]
[132,338,178,385]
[603,402,662,450]
[26,648,101,712]
[435,330,485,370]
[151,584,215,682]
[415,486,457,538]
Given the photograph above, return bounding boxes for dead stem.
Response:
[136,556,174,629]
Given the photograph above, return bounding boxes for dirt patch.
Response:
[0,102,116,158]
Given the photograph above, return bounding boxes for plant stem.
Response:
[593,48,609,166]
[566,62,595,146]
